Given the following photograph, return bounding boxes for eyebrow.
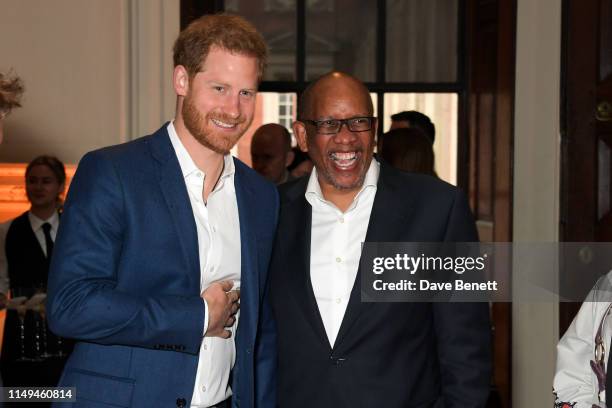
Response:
[313,114,370,120]
[208,81,257,93]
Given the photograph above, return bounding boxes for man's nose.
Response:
[223,93,241,119]
[332,123,358,144]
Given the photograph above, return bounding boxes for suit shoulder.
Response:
[277,175,308,204]
[388,167,462,203]
[234,158,272,186]
[80,134,152,165]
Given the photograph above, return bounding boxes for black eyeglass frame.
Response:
[302,116,377,135]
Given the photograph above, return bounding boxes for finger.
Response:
[228,290,240,303]
[231,303,239,314]
[220,329,232,339]
[219,280,234,292]
[225,316,235,327]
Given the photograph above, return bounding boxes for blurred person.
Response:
[0,70,25,144]
[269,71,491,407]
[251,123,294,184]
[46,14,277,408]
[287,146,313,179]
[554,273,612,408]
[389,110,436,144]
[380,127,437,177]
[0,155,69,392]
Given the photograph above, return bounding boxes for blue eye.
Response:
[240,90,254,98]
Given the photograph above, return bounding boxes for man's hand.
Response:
[202,280,240,339]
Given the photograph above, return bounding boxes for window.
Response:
[184,0,464,185]
[278,93,295,136]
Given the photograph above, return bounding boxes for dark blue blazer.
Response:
[47,124,278,408]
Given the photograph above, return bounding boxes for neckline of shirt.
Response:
[28,211,59,232]
[167,121,235,183]
[305,159,380,213]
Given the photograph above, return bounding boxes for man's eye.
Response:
[321,120,336,127]
[240,90,254,97]
[213,86,224,93]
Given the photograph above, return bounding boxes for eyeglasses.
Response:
[303,116,376,134]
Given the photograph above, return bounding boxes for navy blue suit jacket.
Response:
[47,124,278,407]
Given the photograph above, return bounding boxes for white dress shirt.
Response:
[28,211,59,257]
[167,122,241,407]
[0,211,59,295]
[305,160,379,347]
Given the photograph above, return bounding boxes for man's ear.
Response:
[173,65,190,97]
[292,121,309,152]
[285,150,295,167]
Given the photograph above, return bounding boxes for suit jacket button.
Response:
[176,397,187,407]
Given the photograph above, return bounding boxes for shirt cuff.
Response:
[202,297,210,336]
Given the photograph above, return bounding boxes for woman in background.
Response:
[379,127,437,177]
[0,155,69,391]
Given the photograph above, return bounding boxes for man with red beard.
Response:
[47,15,277,408]
[269,72,491,407]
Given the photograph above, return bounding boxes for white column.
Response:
[513,0,562,405]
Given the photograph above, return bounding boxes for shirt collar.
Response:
[28,211,59,232]
[167,121,235,181]
[305,158,380,208]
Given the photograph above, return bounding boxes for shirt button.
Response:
[336,257,342,263]
[196,172,203,178]
[336,298,341,304]
[202,385,206,392]
[339,217,345,223]
[212,226,216,232]
[203,344,208,350]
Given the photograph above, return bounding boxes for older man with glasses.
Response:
[268,71,492,408]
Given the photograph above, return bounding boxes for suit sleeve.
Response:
[433,189,492,407]
[255,186,279,408]
[47,151,205,354]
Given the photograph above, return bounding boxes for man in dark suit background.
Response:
[47,14,277,408]
[269,71,491,407]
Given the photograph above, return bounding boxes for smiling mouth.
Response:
[211,118,238,129]
[330,151,359,169]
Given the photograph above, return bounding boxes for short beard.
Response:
[318,161,369,191]
[309,136,375,191]
[181,94,247,155]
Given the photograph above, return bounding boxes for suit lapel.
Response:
[334,163,410,348]
[285,179,331,350]
[149,126,200,291]
[234,161,259,336]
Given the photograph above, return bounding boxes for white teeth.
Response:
[331,152,356,161]
[330,151,358,169]
[211,119,236,129]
